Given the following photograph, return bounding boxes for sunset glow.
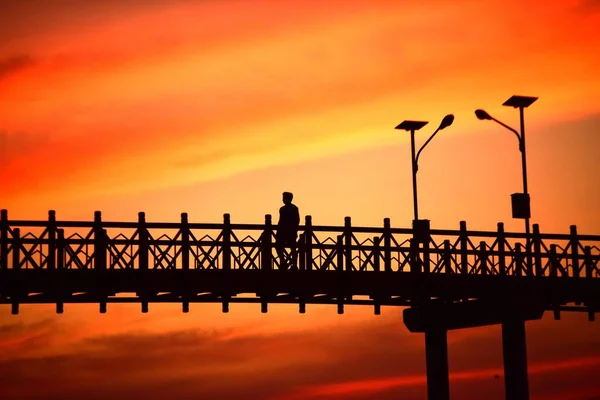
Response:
[1,0,599,398]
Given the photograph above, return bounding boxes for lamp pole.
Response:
[410,126,422,220]
[395,115,454,400]
[475,95,537,247]
[395,115,454,222]
[518,105,530,241]
[475,95,538,400]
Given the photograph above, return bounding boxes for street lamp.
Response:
[475,95,538,247]
[395,115,455,223]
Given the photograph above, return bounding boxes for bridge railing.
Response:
[0,210,599,278]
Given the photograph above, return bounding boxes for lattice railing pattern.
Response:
[1,210,599,279]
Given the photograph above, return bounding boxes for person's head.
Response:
[282,192,293,205]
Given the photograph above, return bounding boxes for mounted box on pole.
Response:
[511,193,530,219]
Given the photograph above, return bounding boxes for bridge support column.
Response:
[425,329,450,400]
[502,320,529,400]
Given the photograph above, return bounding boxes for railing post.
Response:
[549,244,558,278]
[410,238,420,273]
[585,246,595,321]
[584,246,593,279]
[1,209,7,271]
[498,222,506,276]
[479,241,488,275]
[336,235,343,271]
[460,221,468,275]
[223,213,231,270]
[423,234,431,274]
[532,224,542,277]
[515,243,523,277]
[138,212,149,270]
[298,233,306,271]
[410,220,422,274]
[570,225,579,278]
[94,212,106,271]
[344,217,352,272]
[57,229,65,270]
[48,210,56,270]
[10,225,19,313]
[305,215,312,271]
[373,236,381,272]
[13,228,21,270]
[262,214,272,270]
[181,213,190,271]
[383,218,391,272]
[443,240,451,274]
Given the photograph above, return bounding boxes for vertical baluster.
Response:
[514,243,523,276]
[54,217,64,314]
[443,240,451,274]
[305,216,313,271]
[13,228,20,270]
[479,241,488,275]
[584,246,593,279]
[262,214,272,270]
[336,235,343,271]
[549,245,558,278]
[410,238,420,273]
[373,236,380,272]
[181,213,189,271]
[344,217,352,272]
[497,222,506,276]
[181,213,190,313]
[460,221,468,275]
[48,210,56,270]
[57,229,65,270]
[94,212,106,271]
[533,224,542,277]
[222,213,231,270]
[570,225,579,278]
[1,210,7,271]
[298,233,306,272]
[221,215,231,311]
[138,212,149,270]
[383,218,391,272]
[422,233,430,274]
[11,228,21,314]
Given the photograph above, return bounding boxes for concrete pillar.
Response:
[425,329,450,400]
[502,320,529,400]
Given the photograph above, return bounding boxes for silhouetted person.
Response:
[276,192,300,269]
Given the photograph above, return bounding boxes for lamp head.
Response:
[394,120,428,131]
[475,109,492,120]
[438,114,454,130]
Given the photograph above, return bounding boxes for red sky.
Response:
[1,0,600,399]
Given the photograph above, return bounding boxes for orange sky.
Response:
[1,0,600,399]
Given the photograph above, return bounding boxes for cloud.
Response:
[0,319,62,359]
[576,0,600,13]
[1,313,599,400]
[0,55,35,80]
[0,130,50,166]
[0,319,420,400]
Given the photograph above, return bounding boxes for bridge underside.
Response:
[1,270,598,315]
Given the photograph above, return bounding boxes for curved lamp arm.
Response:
[476,109,523,152]
[490,117,523,151]
[415,127,441,168]
[415,114,454,170]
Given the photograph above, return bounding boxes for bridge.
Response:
[1,208,599,400]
